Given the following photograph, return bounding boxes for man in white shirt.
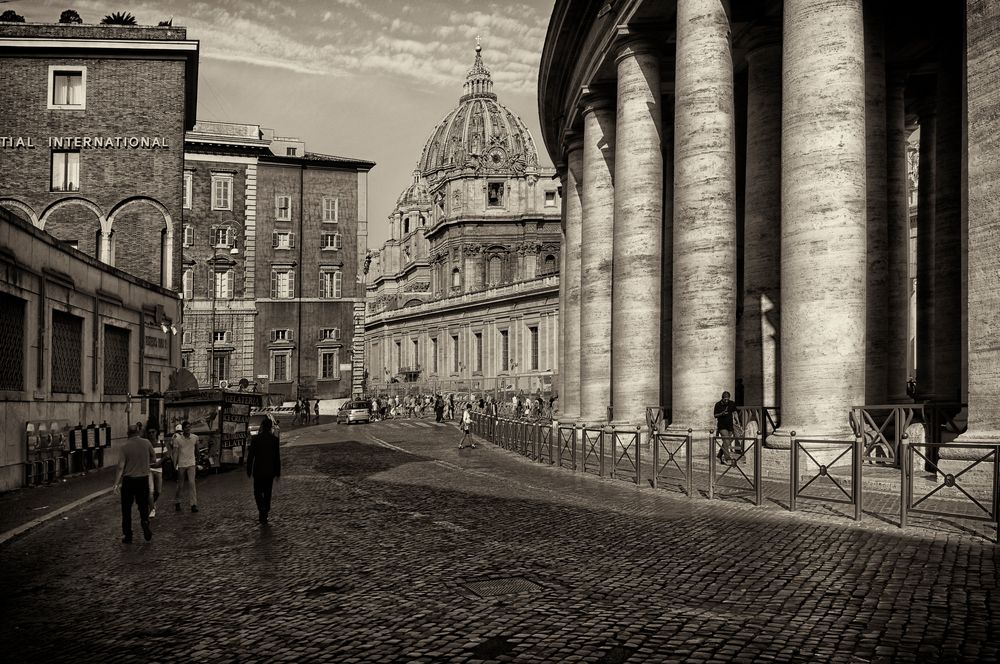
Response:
[172,420,200,513]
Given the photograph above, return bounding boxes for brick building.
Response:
[0,22,199,288]
[182,123,374,401]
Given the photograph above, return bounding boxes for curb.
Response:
[0,487,113,546]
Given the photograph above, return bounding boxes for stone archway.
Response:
[39,197,106,259]
[107,197,174,287]
[0,198,40,228]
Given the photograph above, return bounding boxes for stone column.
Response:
[932,37,963,403]
[865,5,888,405]
[659,93,674,413]
[885,73,911,402]
[612,38,662,425]
[557,168,568,406]
[672,0,736,430]
[915,103,936,400]
[561,139,584,419]
[741,30,782,409]
[779,0,866,439]
[580,98,615,423]
[961,0,1000,440]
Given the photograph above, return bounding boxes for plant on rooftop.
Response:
[100,11,137,25]
[158,17,173,26]
[59,10,84,24]
[0,10,26,22]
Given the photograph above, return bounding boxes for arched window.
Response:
[452,268,461,288]
[403,217,410,234]
[488,256,502,284]
[419,215,426,227]
[543,254,556,274]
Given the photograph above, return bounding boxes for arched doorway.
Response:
[107,197,174,287]
[39,197,105,259]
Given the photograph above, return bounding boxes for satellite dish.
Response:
[219,379,229,389]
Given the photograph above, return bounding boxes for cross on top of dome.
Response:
[462,37,495,101]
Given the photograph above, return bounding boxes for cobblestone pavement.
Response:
[1,419,998,663]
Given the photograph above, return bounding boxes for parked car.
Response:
[338,400,372,425]
[248,413,282,439]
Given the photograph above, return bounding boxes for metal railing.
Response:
[734,406,779,445]
[708,432,763,505]
[610,426,642,485]
[849,404,917,466]
[556,425,577,470]
[537,422,553,464]
[789,433,862,521]
[901,439,1000,539]
[580,426,606,476]
[651,429,694,496]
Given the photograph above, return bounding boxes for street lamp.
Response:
[209,239,239,387]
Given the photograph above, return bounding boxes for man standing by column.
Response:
[114,422,155,544]
[172,420,199,513]
[713,391,737,463]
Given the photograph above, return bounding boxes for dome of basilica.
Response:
[417,42,539,179]
[396,170,430,207]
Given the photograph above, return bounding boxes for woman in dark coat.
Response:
[246,416,281,525]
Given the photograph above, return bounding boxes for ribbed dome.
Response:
[417,42,539,178]
[396,170,430,207]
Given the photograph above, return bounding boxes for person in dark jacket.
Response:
[246,416,281,525]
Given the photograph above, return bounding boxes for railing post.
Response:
[686,429,694,498]
[754,433,762,506]
[651,432,659,490]
[708,431,716,500]
[635,425,642,487]
[854,432,863,521]
[899,436,908,529]
[789,432,797,512]
[600,427,606,478]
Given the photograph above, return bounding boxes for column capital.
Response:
[579,86,615,116]
[561,130,584,156]
[613,32,662,64]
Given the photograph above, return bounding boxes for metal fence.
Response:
[556,425,577,470]
[790,434,862,521]
[651,430,694,496]
[579,426,606,476]
[610,426,642,485]
[708,433,763,505]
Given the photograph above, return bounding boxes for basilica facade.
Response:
[365,45,562,397]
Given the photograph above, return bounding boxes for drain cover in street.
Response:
[462,576,542,598]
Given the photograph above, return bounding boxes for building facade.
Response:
[0,22,199,289]
[181,123,374,401]
[539,0,1000,446]
[366,44,562,397]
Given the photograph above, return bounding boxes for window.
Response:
[320,269,342,299]
[270,268,295,299]
[48,66,86,109]
[183,225,194,247]
[51,151,80,191]
[212,353,229,382]
[451,268,461,289]
[181,351,191,368]
[403,218,410,234]
[101,325,130,395]
[286,147,297,156]
[474,332,483,373]
[320,349,341,380]
[529,326,539,371]
[0,294,25,391]
[394,341,401,372]
[271,350,291,382]
[182,269,193,300]
[213,270,232,299]
[544,190,557,207]
[321,327,341,341]
[499,329,510,372]
[211,174,233,210]
[431,337,438,374]
[213,330,228,343]
[321,232,342,250]
[51,310,83,393]
[322,197,339,223]
[183,172,193,209]
[412,338,419,367]
[272,231,295,249]
[488,182,505,207]
[275,195,292,221]
[213,227,233,248]
[541,254,557,275]
[488,256,502,285]
[182,330,193,345]
[271,329,291,342]
[451,335,459,373]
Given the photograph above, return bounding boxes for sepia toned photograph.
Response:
[0,1,998,662]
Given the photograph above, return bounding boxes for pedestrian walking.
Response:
[145,425,163,518]
[246,415,281,525]
[447,393,455,420]
[458,404,475,449]
[114,422,155,543]
[435,394,445,423]
[313,399,321,425]
[172,420,200,513]
[292,400,302,425]
[713,390,737,464]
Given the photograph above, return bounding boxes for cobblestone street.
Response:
[2,420,998,663]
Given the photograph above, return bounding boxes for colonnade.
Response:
[556,0,999,442]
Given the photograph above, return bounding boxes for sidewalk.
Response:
[0,466,115,542]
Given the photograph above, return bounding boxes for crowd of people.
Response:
[366,392,557,423]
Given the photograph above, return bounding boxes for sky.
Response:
[8,0,556,248]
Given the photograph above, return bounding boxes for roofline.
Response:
[260,153,376,170]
